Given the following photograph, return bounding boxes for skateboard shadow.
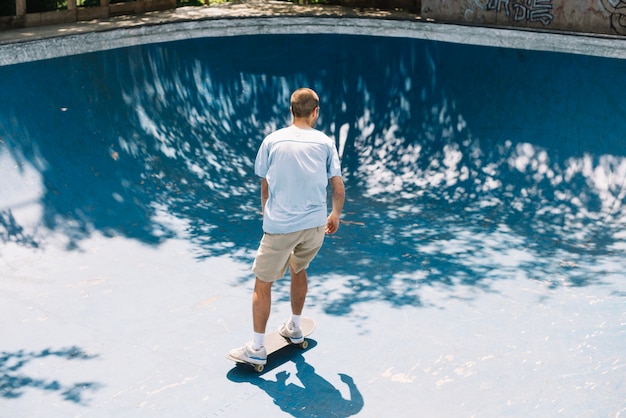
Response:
[227,339,364,417]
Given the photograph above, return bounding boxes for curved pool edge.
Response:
[3,16,626,67]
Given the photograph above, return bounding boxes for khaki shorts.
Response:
[252,226,325,282]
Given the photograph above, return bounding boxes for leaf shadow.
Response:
[0,346,101,404]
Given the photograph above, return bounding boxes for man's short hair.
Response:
[290,88,319,118]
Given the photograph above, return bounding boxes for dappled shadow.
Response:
[0,210,38,248]
[0,346,101,404]
[1,34,625,314]
[227,341,363,417]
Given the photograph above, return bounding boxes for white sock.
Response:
[290,314,301,328]
[253,332,265,350]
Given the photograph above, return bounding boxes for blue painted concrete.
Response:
[1,30,625,417]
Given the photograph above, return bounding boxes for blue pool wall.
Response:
[1,19,625,302]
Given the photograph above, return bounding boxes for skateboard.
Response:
[227,317,316,373]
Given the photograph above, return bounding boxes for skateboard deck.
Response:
[227,317,316,372]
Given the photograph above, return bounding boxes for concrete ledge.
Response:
[0,15,24,29]
[2,15,626,67]
[109,2,140,17]
[145,0,176,13]
[77,6,110,21]
[24,9,77,27]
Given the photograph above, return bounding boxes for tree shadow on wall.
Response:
[0,346,101,404]
[1,35,625,315]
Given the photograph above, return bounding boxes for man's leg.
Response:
[253,277,273,334]
[229,277,272,364]
[277,266,307,343]
[287,226,323,322]
[290,266,308,316]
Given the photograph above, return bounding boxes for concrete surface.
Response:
[1,3,626,418]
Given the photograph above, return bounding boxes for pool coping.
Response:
[2,1,626,67]
[3,14,626,67]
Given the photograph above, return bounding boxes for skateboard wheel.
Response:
[300,340,308,349]
[254,364,264,373]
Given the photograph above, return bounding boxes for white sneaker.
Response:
[279,321,304,344]
[229,342,267,365]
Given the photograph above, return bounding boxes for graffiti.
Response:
[472,0,554,25]
[512,0,554,25]
[485,0,511,15]
[599,0,626,35]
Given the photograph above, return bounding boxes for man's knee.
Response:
[254,277,273,293]
[290,266,307,280]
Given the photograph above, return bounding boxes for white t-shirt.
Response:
[255,125,342,234]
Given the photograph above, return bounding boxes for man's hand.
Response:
[325,213,340,234]
[326,176,345,234]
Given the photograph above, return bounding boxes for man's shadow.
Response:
[227,340,364,417]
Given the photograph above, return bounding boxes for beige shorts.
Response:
[252,226,325,282]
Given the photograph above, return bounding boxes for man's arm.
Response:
[326,176,345,234]
[260,178,269,215]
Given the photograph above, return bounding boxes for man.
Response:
[229,87,345,365]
